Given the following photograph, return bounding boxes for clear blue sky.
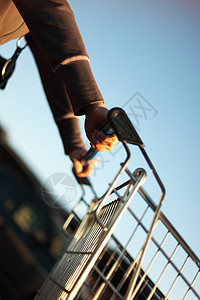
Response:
[0,0,199,260]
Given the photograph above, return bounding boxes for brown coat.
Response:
[0,0,104,154]
[0,0,28,45]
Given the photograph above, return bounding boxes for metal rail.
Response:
[34,108,200,300]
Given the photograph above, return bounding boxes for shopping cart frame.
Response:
[34,108,200,300]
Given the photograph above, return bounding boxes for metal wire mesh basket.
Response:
[34,108,200,300]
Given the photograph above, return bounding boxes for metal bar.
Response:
[94,142,131,229]
[127,200,200,299]
[165,255,189,299]
[65,251,93,255]
[93,265,124,299]
[146,242,180,300]
[93,204,150,299]
[131,231,170,299]
[49,277,69,294]
[137,184,200,269]
[125,172,165,299]
[91,242,121,296]
[183,270,200,300]
[62,201,82,234]
[66,168,147,300]
[101,175,200,270]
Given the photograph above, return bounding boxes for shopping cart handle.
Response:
[83,147,98,161]
[83,106,145,163]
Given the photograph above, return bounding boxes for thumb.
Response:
[73,159,83,174]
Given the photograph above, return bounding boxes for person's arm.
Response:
[12,0,103,113]
[27,33,98,177]
[26,33,84,153]
[14,0,118,151]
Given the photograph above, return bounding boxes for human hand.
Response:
[69,148,97,178]
[85,103,118,152]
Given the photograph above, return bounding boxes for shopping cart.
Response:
[34,108,200,300]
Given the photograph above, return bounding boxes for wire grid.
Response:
[34,199,121,300]
[34,163,200,300]
[34,165,148,300]
[62,183,200,300]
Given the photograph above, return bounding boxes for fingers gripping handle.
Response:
[83,106,145,162]
[76,107,144,181]
[83,147,98,161]
[84,120,114,161]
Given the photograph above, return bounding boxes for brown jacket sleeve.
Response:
[27,33,85,155]
[12,0,104,115]
[0,0,28,45]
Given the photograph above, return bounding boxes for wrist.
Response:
[69,147,87,162]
